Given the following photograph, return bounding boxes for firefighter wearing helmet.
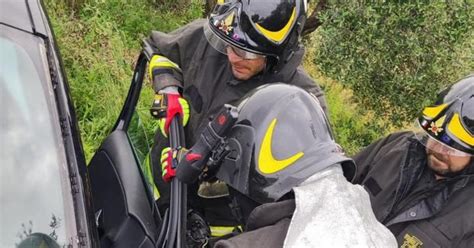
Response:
[146,0,328,237]
[352,75,474,247]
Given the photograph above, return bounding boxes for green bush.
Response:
[325,83,392,155]
[303,43,395,155]
[315,1,473,126]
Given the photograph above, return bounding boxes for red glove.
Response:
[160,147,192,182]
[150,92,189,137]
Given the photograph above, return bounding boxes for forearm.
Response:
[151,68,183,92]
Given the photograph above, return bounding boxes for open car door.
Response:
[88,50,161,247]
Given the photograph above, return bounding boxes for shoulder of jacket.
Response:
[287,68,322,93]
[379,131,415,148]
[171,18,206,35]
[355,131,414,162]
[292,67,313,82]
[151,19,205,38]
[186,19,207,30]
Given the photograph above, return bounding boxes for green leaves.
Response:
[315,1,473,126]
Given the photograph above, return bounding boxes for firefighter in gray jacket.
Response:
[212,84,396,247]
[352,75,474,247]
[146,0,327,236]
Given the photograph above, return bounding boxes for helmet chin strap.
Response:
[270,16,305,74]
[268,48,296,74]
[268,27,301,74]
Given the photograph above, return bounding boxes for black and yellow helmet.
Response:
[417,75,474,156]
[216,84,355,204]
[204,0,307,71]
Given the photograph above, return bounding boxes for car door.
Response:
[87,52,161,247]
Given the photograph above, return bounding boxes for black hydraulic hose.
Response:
[179,175,187,248]
[156,209,169,246]
[164,116,187,248]
[142,38,187,248]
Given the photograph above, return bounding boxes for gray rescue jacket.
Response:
[353,131,474,247]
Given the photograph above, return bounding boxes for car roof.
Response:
[0,0,47,37]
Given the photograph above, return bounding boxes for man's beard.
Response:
[429,165,460,178]
[427,153,471,178]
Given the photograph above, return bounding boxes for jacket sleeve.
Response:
[148,19,206,92]
[351,133,400,184]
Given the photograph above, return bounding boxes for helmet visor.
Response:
[204,21,266,60]
[414,121,473,157]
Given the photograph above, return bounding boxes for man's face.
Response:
[425,138,472,178]
[226,46,266,80]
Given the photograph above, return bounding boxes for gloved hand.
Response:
[150,87,190,137]
[160,147,188,182]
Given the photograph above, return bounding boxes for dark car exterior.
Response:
[1,0,98,247]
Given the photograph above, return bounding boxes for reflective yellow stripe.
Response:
[148,55,181,79]
[448,113,474,146]
[255,7,296,43]
[144,152,161,200]
[422,103,448,119]
[258,118,304,174]
[210,225,242,237]
[217,0,225,4]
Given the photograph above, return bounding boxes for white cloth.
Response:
[284,165,397,248]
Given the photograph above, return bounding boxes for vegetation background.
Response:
[44,0,473,162]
